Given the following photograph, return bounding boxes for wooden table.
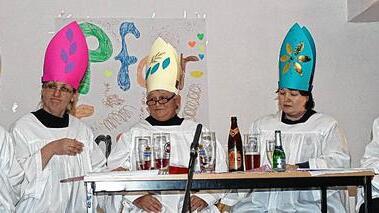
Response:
[83,169,375,213]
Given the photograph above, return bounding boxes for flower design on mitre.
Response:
[279,42,311,76]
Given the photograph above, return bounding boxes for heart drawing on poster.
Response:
[197,44,205,52]
[188,41,196,48]
[197,33,204,40]
[198,54,205,60]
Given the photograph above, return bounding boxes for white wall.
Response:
[1,0,379,167]
[348,0,379,22]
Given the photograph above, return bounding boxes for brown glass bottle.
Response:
[228,116,244,172]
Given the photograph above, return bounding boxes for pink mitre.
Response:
[42,21,88,89]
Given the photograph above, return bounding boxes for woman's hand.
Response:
[51,138,84,156]
[112,167,128,171]
[133,194,162,213]
[286,164,299,171]
[41,138,84,169]
[190,195,208,212]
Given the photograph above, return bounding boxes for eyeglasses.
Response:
[42,83,74,94]
[146,94,176,106]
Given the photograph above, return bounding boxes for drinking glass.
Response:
[266,139,276,168]
[153,133,170,170]
[136,136,153,170]
[199,131,216,173]
[243,133,260,171]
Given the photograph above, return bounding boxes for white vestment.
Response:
[357,117,379,211]
[0,126,24,212]
[11,113,106,212]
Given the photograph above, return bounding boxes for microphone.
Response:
[182,123,202,213]
[190,124,203,156]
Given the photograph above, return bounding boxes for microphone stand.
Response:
[182,124,202,213]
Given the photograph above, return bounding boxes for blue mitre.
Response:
[278,23,316,92]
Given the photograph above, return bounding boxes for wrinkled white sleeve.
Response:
[307,119,351,204]
[356,118,379,210]
[107,132,133,170]
[0,128,24,209]
[361,119,379,172]
[360,118,379,191]
[309,121,350,169]
[11,127,50,199]
[86,128,106,172]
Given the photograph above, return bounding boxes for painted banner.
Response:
[57,18,208,146]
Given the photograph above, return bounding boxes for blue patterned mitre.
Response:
[278,23,316,92]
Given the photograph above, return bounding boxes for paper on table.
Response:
[297,168,374,176]
[84,170,161,181]
[61,170,161,183]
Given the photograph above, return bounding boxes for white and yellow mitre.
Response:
[145,37,181,94]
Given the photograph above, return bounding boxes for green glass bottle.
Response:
[272,130,286,172]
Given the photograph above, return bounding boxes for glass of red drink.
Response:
[153,133,170,171]
[168,165,189,174]
[136,136,153,170]
[243,133,260,171]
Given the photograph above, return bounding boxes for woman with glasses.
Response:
[106,37,227,213]
[230,23,350,212]
[10,22,106,212]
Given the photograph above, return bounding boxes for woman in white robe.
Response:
[356,117,379,212]
[11,21,106,212]
[231,23,350,212]
[231,110,350,212]
[0,126,24,212]
[11,112,106,212]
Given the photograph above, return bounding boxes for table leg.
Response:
[86,182,95,213]
[364,176,372,213]
[321,186,327,213]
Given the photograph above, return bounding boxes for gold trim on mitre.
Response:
[146,37,181,94]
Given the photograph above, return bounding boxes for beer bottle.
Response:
[228,116,244,172]
[272,130,286,172]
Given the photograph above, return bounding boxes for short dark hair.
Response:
[299,90,315,110]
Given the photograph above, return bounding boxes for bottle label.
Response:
[273,160,286,172]
[163,142,170,159]
[272,149,286,171]
[274,158,285,168]
[228,150,242,169]
[143,147,152,160]
[229,128,239,137]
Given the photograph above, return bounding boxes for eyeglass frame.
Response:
[146,93,176,106]
[42,82,75,94]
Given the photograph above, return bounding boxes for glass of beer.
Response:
[199,131,216,173]
[243,133,260,171]
[136,136,153,170]
[266,139,276,168]
[153,133,170,170]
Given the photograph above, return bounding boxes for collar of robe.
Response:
[32,108,69,128]
[146,115,184,126]
[281,109,316,125]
